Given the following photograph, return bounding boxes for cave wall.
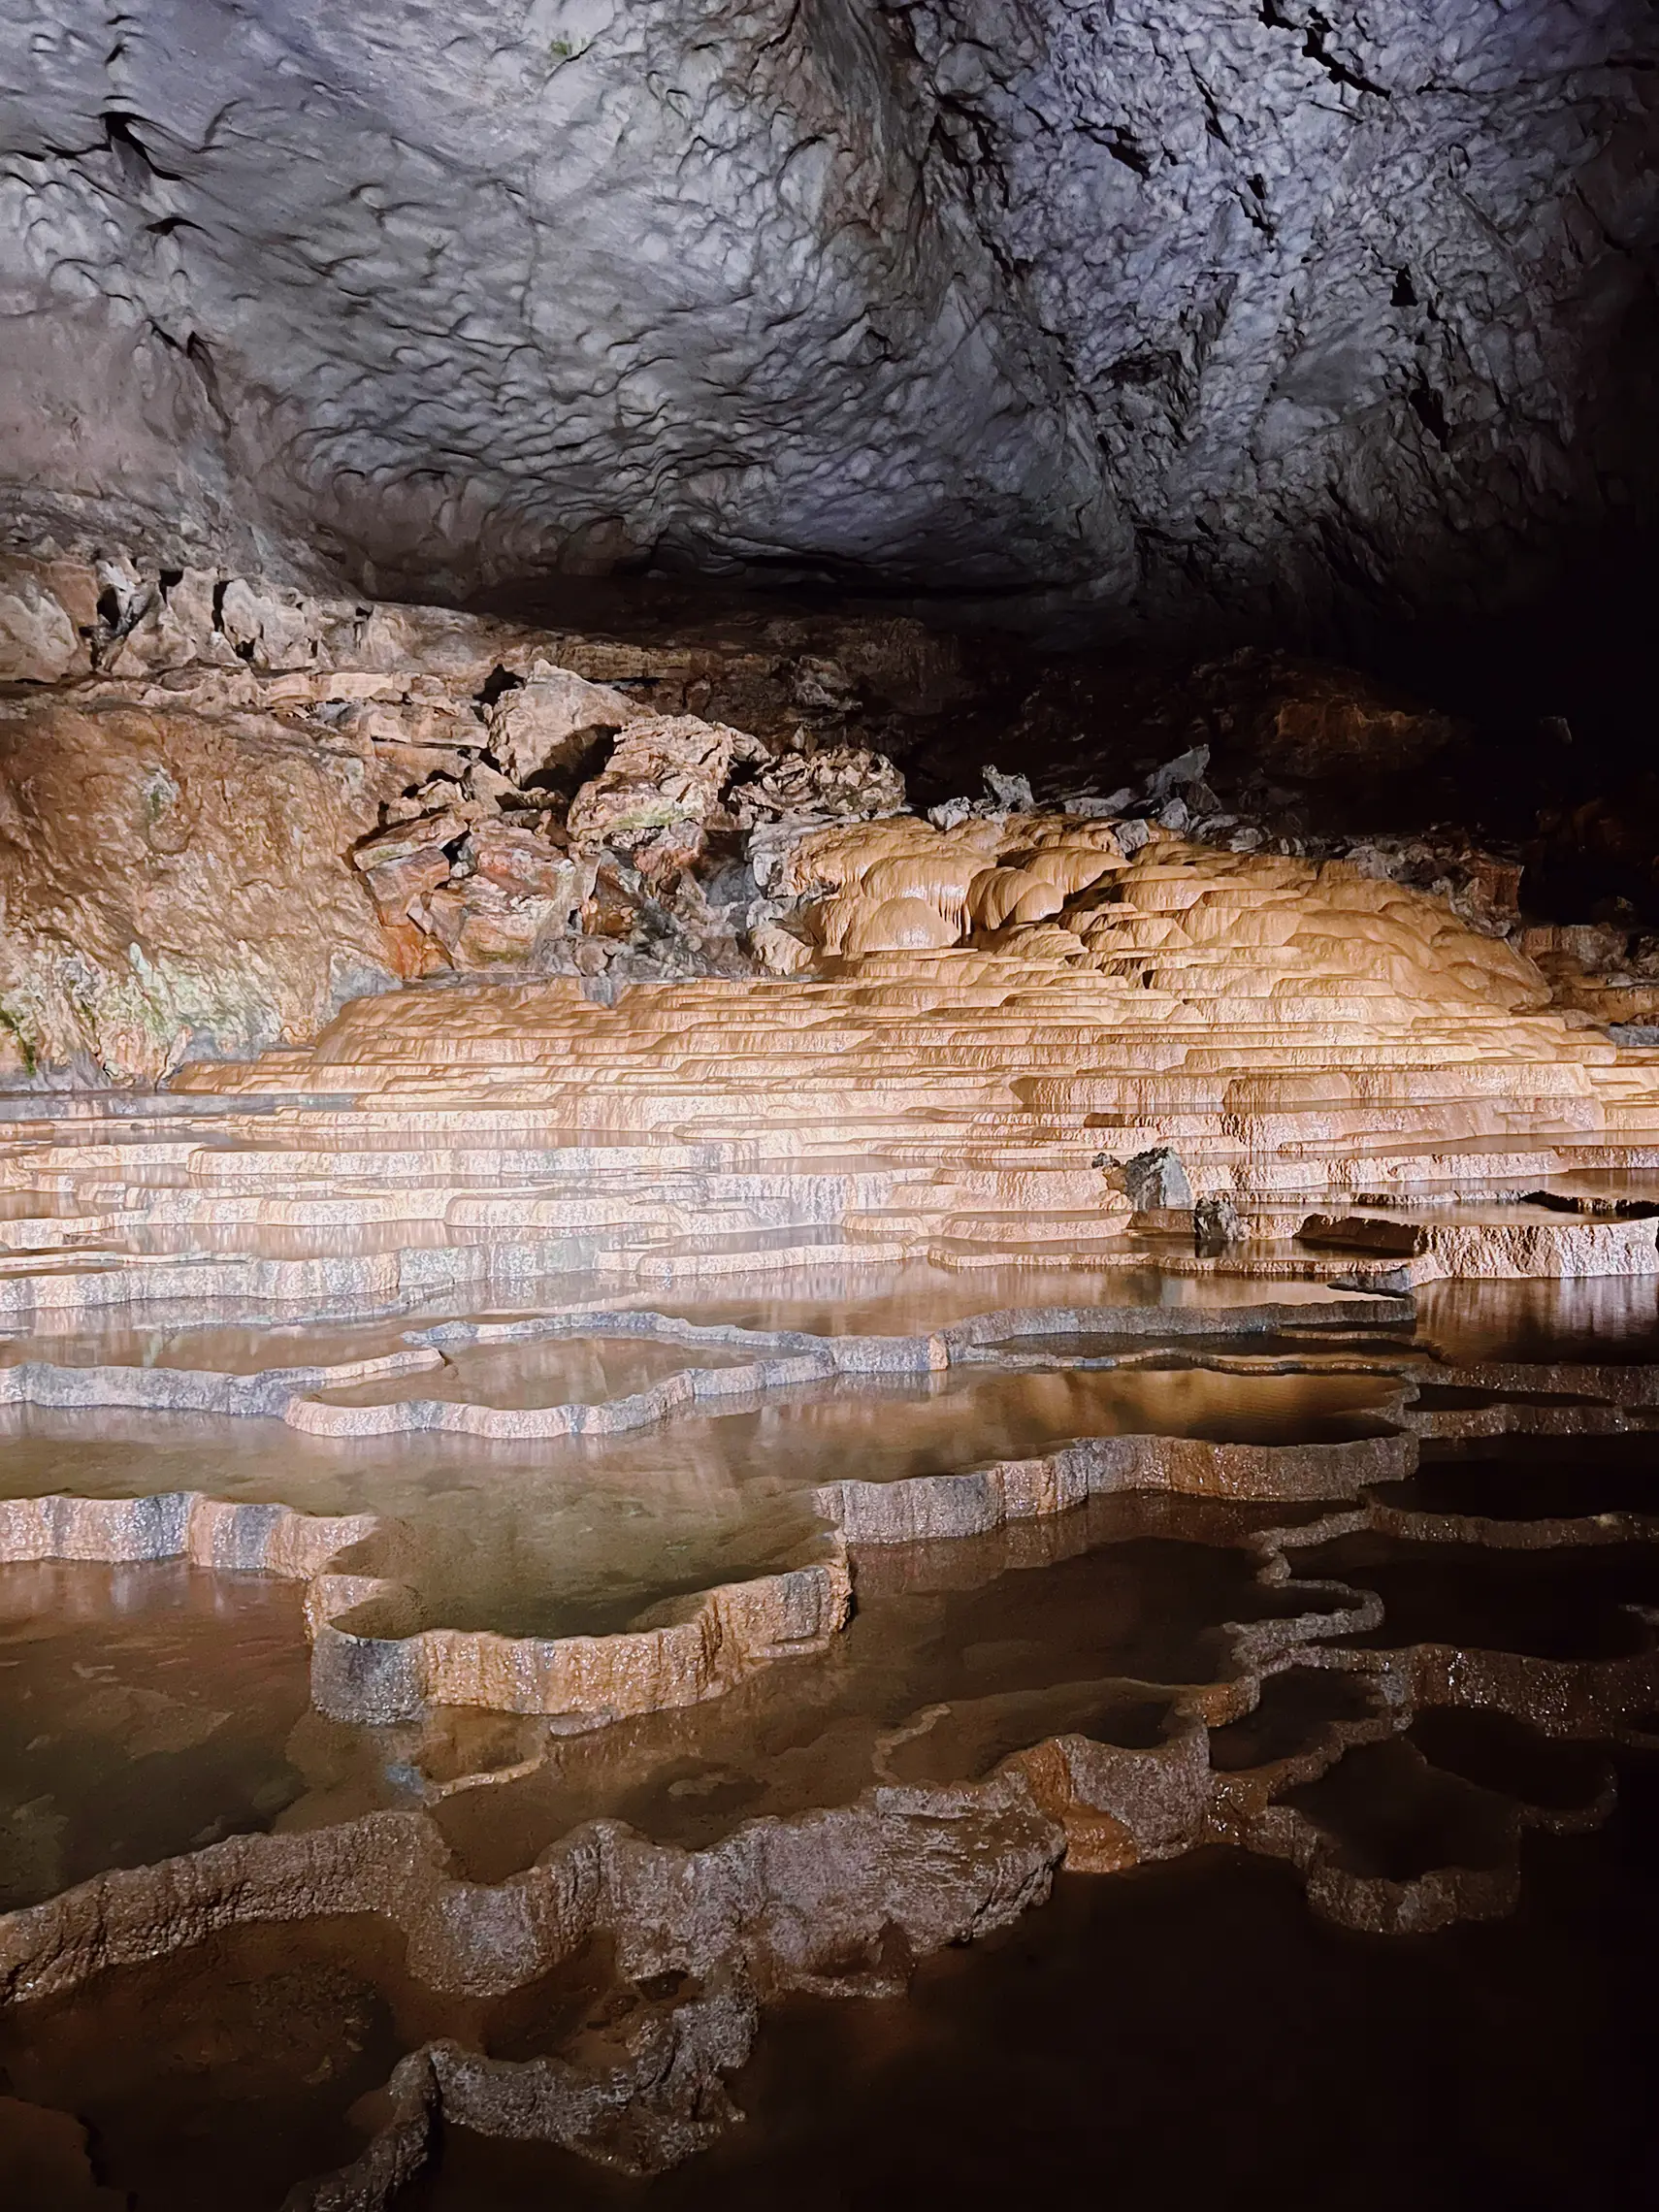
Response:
[1,0,1655,632]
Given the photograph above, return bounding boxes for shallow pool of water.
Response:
[1415,1276,1659,1366]
[0,1560,310,1912]
[317,1333,760,1413]
[0,1363,1399,1638]
[4,1271,1659,2212]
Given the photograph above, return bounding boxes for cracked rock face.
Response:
[2,1,1653,628]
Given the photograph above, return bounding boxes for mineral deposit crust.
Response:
[5,561,1659,2203]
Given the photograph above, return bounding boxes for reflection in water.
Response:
[318,1335,758,1412]
[1415,1273,1659,1365]
[0,1562,310,1910]
[0,1919,431,2212]
[0,1273,1657,2209]
[404,1829,1659,2211]
[1390,1436,1659,1522]
[643,1261,1382,1336]
[0,1364,1398,1637]
[407,1491,1330,1875]
[0,1313,459,1376]
[1303,1531,1659,1661]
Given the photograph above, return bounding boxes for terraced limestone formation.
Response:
[0,825,1650,1339]
[5,706,1659,2199]
[3,1271,1659,2205]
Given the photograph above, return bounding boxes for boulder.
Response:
[1240,660,1459,780]
[0,694,403,1077]
[419,877,575,967]
[463,821,584,909]
[1122,1148,1194,1211]
[360,846,452,925]
[485,668,635,786]
[567,714,755,876]
[1192,1193,1241,1256]
[351,810,469,870]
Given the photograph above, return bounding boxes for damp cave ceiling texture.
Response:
[2,0,1656,631]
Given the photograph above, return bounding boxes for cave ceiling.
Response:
[2,0,1656,632]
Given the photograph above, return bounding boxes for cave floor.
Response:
[0,1238,1657,2208]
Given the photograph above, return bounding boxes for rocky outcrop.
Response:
[0,689,403,1078]
[0,554,975,1058]
[6,546,1651,1078]
[564,713,759,873]
[483,667,635,788]
[1515,924,1659,1034]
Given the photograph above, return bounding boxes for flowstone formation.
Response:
[3,559,1659,2203]
[4,1277,1659,2205]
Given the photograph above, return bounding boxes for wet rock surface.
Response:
[0,1268,1656,2204]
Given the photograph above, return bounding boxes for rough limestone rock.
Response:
[567,715,757,874]
[733,745,908,826]
[164,824,1659,1257]
[1123,1148,1196,1212]
[1,4,1653,630]
[1517,923,1659,1028]
[0,555,561,693]
[0,693,401,1078]
[0,565,88,683]
[485,669,636,788]
[1240,663,1460,781]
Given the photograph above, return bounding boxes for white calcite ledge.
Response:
[0,1293,1409,1722]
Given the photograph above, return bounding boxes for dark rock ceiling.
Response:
[2,0,1656,636]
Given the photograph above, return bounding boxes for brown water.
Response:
[1,1917,446,2212]
[414,1491,1331,1878]
[1386,1436,1659,1521]
[0,1314,461,1374]
[3,1274,1659,2211]
[0,1364,1398,1639]
[405,1812,1659,2212]
[0,1561,310,1911]
[317,1334,759,1412]
[1415,1274,1659,1364]
[19,1753,1653,2210]
[1301,1530,1659,1660]
[643,1261,1384,1336]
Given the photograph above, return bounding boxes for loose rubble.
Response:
[0,547,1653,1087]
